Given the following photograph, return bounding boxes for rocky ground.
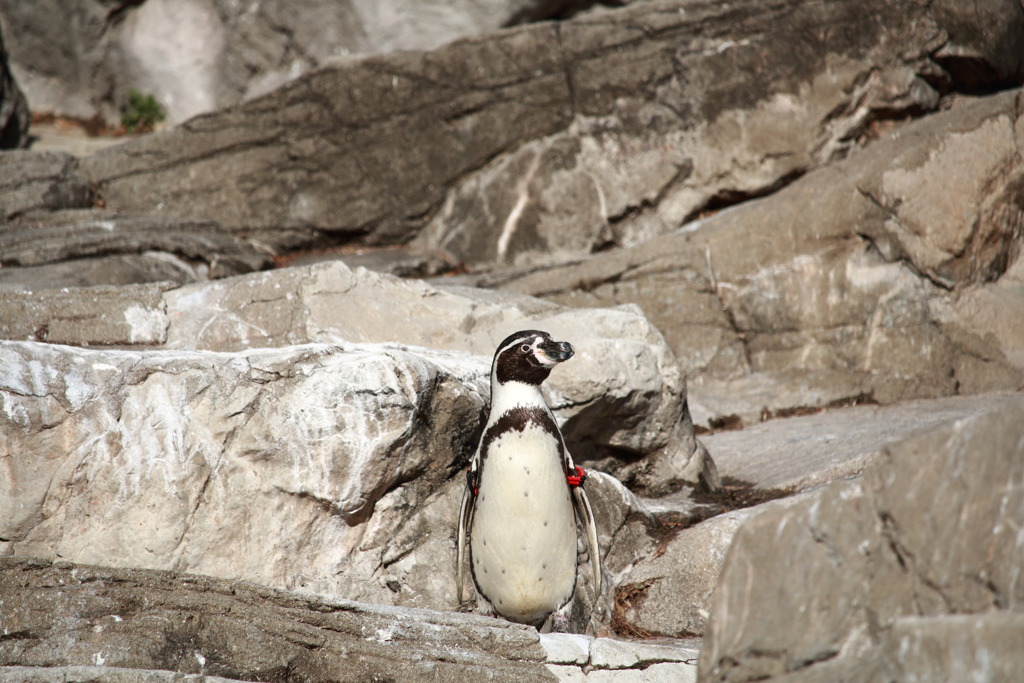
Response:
[1,1,1023,681]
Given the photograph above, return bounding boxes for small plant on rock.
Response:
[122,89,166,134]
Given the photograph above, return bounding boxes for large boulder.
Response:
[63,0,1022,261]
[697,393,1024,681]
[615,392,1016,640]
[0,341,489,592]
[4,0,1021,293]
[462,87,1024,420]
[0,335,673,631]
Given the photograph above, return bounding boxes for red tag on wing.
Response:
[567,466,586,487]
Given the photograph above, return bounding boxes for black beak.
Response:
[538,339,574,364]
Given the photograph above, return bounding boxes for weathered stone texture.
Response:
[615,392,1014,640]
[698,394,1024,681]
[0,288,681,624]
[0,151,93,220]
[0,558,553,682]
[0,260,700,489]
[0,282,170,344]
[0,0,581,125]
[1,0,1023,679]
[0,341,486,595]
[461,88,1024,418]
[0,210,270,275]
[61,0,1018,261]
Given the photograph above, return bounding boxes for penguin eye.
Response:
[519,343,532,354]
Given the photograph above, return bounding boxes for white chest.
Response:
[470,422,578,623]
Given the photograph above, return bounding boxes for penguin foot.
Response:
[548,612,571,633]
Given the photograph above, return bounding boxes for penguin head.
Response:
[492,330,574,386]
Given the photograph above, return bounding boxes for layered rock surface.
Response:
[460,87,1024,420]
[1,0,1024,681]
[698,393,1024,682]
[0,0,596,125]
[0,558,553,682]
[616,392,1019,641]
[0,559,702,682]
[10,0,1019,261]
[0,260,700,484]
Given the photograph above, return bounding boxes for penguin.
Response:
[456,330,601,628]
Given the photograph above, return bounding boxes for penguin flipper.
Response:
[572,485,602,593]
[456,473,475,605]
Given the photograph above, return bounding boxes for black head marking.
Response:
[492,330,574,386]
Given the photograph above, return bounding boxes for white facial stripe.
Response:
[496,334,541,358]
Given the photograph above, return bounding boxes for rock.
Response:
[931,0,1024,89]
[78,22,573,251]
[2,1,1020,674]
[0,262,699,630]
[0,292,682,627]
[928,253,1024,395]
[288,244,458,278]
[0,159,270,289]
[412,0,1023,267]
[0,209,266,270]
[853,93,1024,288]
[0,209,272,285]
[541,633,699,682]
[697,392,1024,681]
[0,557,712,682]
[0,0,581,126]
[64,0,1022,260]
[0,254,233,292]
[616,497,808,641]
[0,260,700,486]
[0,666,249,682]
[685,372,875,433]
[0,558,553,682]
[0,151,93,220]
[163,262,695,478]
[0,1,122,125]
[0,334,683,648]
[617,392,1020,640]
[0,258,704,632]
[0,19,29,149]
[462,87,1024,415]
[700,392,1017,492]
[0,340,489,599]
[866,613,1024,683]
[0,282,171,343]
